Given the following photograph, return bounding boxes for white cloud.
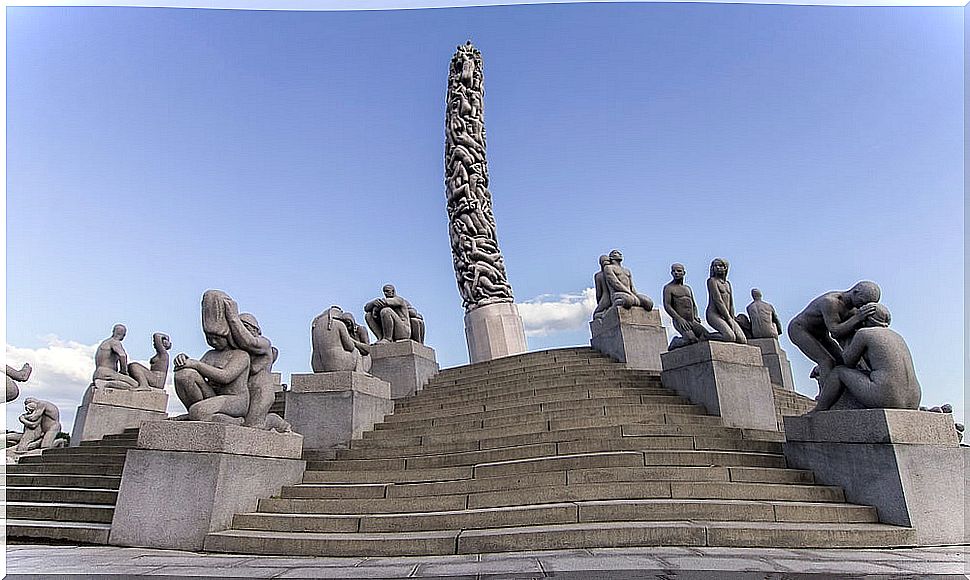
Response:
[516,288,597,337]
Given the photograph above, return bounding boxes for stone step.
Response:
[79,439,138,448]
[304,466,475,484]
[4,486,119,504]
[433,349,611,376]
[5,463,125,476]
[5,474,123,489]
[424,373,661,396]
[18,453,127,465]
[5,519,111,545]
[204,519,914,557]
[354,424,625,449]
[5,501,115,524]
[396,385,674,412]
[38,447,130,458]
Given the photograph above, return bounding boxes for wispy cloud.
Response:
[516,288,597,337]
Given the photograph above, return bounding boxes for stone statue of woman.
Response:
[705,258,747,344]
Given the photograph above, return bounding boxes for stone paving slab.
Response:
[5,543,968,577]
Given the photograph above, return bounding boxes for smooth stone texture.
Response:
[109,448,305,551]
[590,306,668,372]
[71,385,168,445]
[783,417,968,545]
[784,409,960,445]
[368,340,439,399]
[661,342,778,432]
[464,302,528,364]
[748,338,796,391]
[135,420,303,459]
[288,372,394,450]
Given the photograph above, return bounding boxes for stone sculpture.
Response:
[745,288,783,339]
[662,263,708,350]
[127,332,171,390]
[7,398,64,454]
[5,362,32,403]
[594,250,654,315]
[705,258,746,344]
[92,324,145,390]
[812,303,921,411]
[364,285,425,344]
[788,281,881,381]
[173,290,289,431]
[445,41,515,312]
[311,306,372,373]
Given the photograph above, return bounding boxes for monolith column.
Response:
[444,41,527,363]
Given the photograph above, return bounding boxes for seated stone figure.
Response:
[364,285,425,343]
[311,306,372,373]
[602,249,654,312]
[12,398,63,453]
[705,258,746,344]
[5,362,32,403]
[592,255,614,319]
[92,324,144,390]
[662,263,709,350]
[813,303,921,412]
[746,288,783,339]
[127,333,172,390]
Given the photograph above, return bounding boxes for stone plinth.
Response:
[590,307,668,372]
[784,409,966,545]
[464,302,528,364]
[70,385,169,446]
[368,340,439,399]
[287,372,394,450]
[749,338,796,391]
[660,341,778,432]
[108,421,305,551]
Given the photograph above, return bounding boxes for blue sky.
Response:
[5,4,964,432]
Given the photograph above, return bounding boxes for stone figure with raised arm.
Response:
[746,288,784,339]
[311,306,372,372]
[705,258,746,344]
[6,362,32,403]
[221,299,281,430]
[663,263,709,349]
[603,249,654,311]
[14,397,62,453]
[127,333,172,390]
[364,284,414,343]
[788,281,881,381]
[812,303,921,411]
[92,324,144,390]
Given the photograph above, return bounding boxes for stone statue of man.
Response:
[5,362,32,403]
[663,263,708,350]
[364,285,425,343]
[746,288,783,339]
[92,324,143,390]
[127,333,172,390]
[602,249,654,312]
[14,397,62,453]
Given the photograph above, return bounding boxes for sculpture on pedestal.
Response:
[662,263,708,350]
[5,362,32,403]
[705,258,746,344]
[6,398,65,458]
[593,250,654,319]
[736,288,783,340]
[127,333,172,390]
[812,303,921,411]
[311,306,372,373]
[92,324,146,390]
[364,285,425,344]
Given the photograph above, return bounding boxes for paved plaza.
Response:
[5,543,967,578]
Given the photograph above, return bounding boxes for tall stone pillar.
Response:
[444,41,527,363]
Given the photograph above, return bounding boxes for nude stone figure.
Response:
[365,285,424,343]
[705,258,746,344]
[92,324,143,390]
[127,333,171,390]
[14,397,62,453]
[592,255,613,320]
[6,363,32,403]
[602,250,654,311]
[662,263,708,350]
[746,289,783,339]
[788,281,881,381]
[222,299,280,430]
[813,303,921,412]
[311,306,372,373]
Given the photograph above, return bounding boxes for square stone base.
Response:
[784,409,965,545]
[288,372,394,450]
[749,338,796,391]
[660,341,778,431]
[590,307,668,372]
[368,340,439,399]
[70,385,169,446]
[464,302,528,364]
[108,422,305,551]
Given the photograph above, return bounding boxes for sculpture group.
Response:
[6,361,65,460]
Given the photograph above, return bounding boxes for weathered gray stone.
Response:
[704,258,747,344]
[661,342,778,431]
[464,302,528,364]
[5,362,31,403]
[368,340,439,399]
[590,306,668,372]
[748,338,796,391]
[91,324,141,390]
[288,372,394,450]
[783,412,968,545]
[71,384,168,446]
[135,420,303,459]
[7,398,65,460]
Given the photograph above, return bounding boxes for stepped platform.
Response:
[205,347,914,556]
[5,428,139,545]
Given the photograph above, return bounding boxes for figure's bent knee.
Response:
[175,368,202,384]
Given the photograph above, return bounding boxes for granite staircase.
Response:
[5,428,139,544]
[205,347,915,556]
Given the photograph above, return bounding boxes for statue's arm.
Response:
[772,308,784,335]
[662,287,684,325]
[6,364,31,381]
[112,343,130,375]
[824,300,870,339]
[841,333,868,368]
[193,352,250,384]
[226,312,270,355]
[604,266,632,294]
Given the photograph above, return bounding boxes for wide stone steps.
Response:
[5,486,119,504]
[421,373,660,398]
[5,519,112,545]
[396,385,673,412]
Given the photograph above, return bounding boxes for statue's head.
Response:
[863,303,891,328]
[23,397,37,411]
[608,249,623,263]
[112,324,127,340]
[153,333,172,351]
[240,313,261,336]
[670,263,686,281]
[848,281,881,308]
[204,332,230,350]
[598,255,610,269]
[710,258,729,278]
[382,284,396,298]
[751,288,763,301]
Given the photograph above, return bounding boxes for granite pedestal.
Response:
[590,307,668,372]
[749,338,796,391]
[784,409,966,546]
[287,371,394,450]
[464,302,528,364]
[368,340,439,399]
[660,341,778,431]
[70,385,169,446]
[108,421,305,551]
